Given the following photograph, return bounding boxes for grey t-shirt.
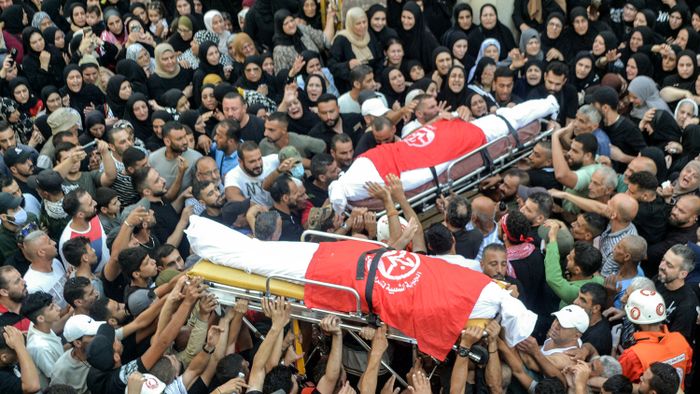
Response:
[148,148,202,195]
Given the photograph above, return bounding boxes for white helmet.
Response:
[624,289,667,325]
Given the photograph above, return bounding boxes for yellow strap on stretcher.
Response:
[188,260,305,300]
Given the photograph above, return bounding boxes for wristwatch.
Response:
[457,346,470,358]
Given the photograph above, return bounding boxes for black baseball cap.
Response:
[3,146,32,168]
[27,169,64,194]
[221,199,251,225]
[0,192,21,214]
[86,323,116,371]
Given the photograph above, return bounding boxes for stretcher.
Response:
[350,120,551,213]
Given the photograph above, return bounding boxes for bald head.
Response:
[471,196,496,218]
[624,157,657,183]
[621,235,647,263]
[610,193,638,223]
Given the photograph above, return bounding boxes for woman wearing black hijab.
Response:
[397,2,439,72]
[21,26,64,94]
[40,85,62,116]
[243,0,298,50]
[662,50,698,91]
[571,51,599,96]
[296,0,322,30]
[560,7,595,63]
[366,4,397,47]
[666,4,691,43]
[380,66,407,109]
[2,5,28,40]
[193,41,224,107]
[42,0,69,32]
[116,59,149,97]
[106,75,131,119]
[541,12,565,62]
[445,30,475,72]
[621,26,656,64]
[421,0,451,41]
[441,3,476,45]
[9,77,42,117]
[60,64,106,121]
[123,93,152,142]
[438,66,470,110]
[80,111,106,145]
[235,54,280,103]
[467,4,516,60]
[146,110,172,151]
[626,53,654,82]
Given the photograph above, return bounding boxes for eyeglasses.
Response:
[16,222,38,243]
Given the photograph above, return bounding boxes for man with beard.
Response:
[0,266,30,330]
[654,244,698,344]
[330,134,354,172]
[522,141,561,190]
[305,153,340,207]
[225,141,290,208]
[28,170,69,243]
[148,121,202,195]
[53,140,117,198]
[270,174,304,241]
[58,188,110,274]
[648,195,700,267]
[222,92,265,143]
[186,156,224,215]
[309,94,365,149]
[193,180,225,224]
[479,243,523,299]
[527,61,578,125]
[130,167,194,259]
[552,125,600,215]
[105,122,140,206]
[3,144,39,199]
[401,94,441,137]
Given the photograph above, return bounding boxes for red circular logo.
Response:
[656,303,665,316]
[640,289,657,296]
[630,307,641,320]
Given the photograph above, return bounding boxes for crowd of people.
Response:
[0,0,697,393]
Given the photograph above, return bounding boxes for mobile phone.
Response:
[81,140,97,151]
[8,48,17,66]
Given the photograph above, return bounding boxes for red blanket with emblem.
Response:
[359,120,487,180]
[303,240,492,359]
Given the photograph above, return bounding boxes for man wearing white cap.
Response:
[50,314,104,393]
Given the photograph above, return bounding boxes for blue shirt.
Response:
[211,143,239,177]
[593,129,611,158]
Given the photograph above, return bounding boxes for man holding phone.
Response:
[53,140,117,197]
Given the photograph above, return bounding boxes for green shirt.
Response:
[562,163,602,213]
[544,240,604,308]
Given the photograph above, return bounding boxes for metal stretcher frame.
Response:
[366,121,554,216]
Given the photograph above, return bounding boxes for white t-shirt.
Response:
[24,259,67,307]
[26,325,63,388]
[50,349,91,394]
[224,154,279,207]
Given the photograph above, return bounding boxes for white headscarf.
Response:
[204,10,232,57]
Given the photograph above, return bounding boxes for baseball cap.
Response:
[125,374,166,394]
[221,199,251,226]
[361,97,390,117]
[0,192,21,214]
[64,314,105,342]
[3,146,32,168]
[27,169,64,194]
[278,146,302,164]
[87,323,116,371]
[551,304,589,334]
[48,108,81,134]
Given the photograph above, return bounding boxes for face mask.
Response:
[6,207,27,226]
[290,163,304,179]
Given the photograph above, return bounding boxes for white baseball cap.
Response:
[361,98,390,117]
[123,374,166,394]
[63,314,105,342]
[551,305,589,334]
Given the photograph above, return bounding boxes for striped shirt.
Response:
[600,223,638,277]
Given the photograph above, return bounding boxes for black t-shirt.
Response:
[633,197,669,245]
[603,116,647,172]
[87,358,146,394]
[188,377,211,394]
[200,211,226,225]
[102,268,127,303]
[150,200,190,258]
[354,132,379,157]
[304,178,328,208]
[0,365,21,394]
[527,84,577,124]
[240,116,266,144]
[582,318,612,356]
[528,168,562,190]
[453,228,483,260]
[655,281,699,344]
[273,208,304,242]
[309,114,365,150]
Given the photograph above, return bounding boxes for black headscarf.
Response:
[629,53,654,79]
[42,0,69,32]
[438,65,469,109]
[301,73,327,107]
[641,146,669,184]
[681,27,700,52]
[668,4,690,41]
[60,64,106,119]
[9,77,39,114]
[40,85,60,114]
[106,75,129,119]
[444,30,475,72]
[442,3,475,43]
[469,3,516,60]
[541,12,565,54]
[380,66,406,108]
[42,26,60,47]
[397,2,440,72]
[561,7,594,62]
[662,50,698,90]
[82,110,105,144]
[115,59,149,97]
[145,109,171,150]
[160,89,185,109]
[296,0,321,30]
[198,40,223,75]
[366,4,398,47]
[272,9,306,53]
[179,109,200,131]
[2,5,25,36]
[571,51,598,92]
[235,55,274,91]
[123,93,152,141]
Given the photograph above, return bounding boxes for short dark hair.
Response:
[602,374,632,394]
[62,188,87,217]
[0,120,12,134]
[504,210,532,245]
[534,377,566,394]
[215,119,240,140]
[105,125,128,144]
[89,296,111,321]
[528,192,553,219]
[310,153,334,179]
[255,211,280,241]
[130,166,152,195]
[266,111,288,126]
[20,291,53,323]
[647,363,680,394]
[154,244,177,268]
[425,223,454,255]
[0,176,14,190]
[237,140,259,161]
[214,354,247,387]
[162,121,185,138]
[0,266,17,290]
[580,282,607,309]
[350,64,373,86]
[545,61,569,77]
[193,180,215,200]
[62,236,90,267]
[263,365,295,394]
[573,241,602,276]
[222,91,245,105]
[628,170,658,192]
[446,196,471,229]
[270,175,292,203]
[573,133,598,156]
[118,246,150,281]
[63,276,91,308]
[55,142,77,162]
[581,212,607,237]
[494,66,515,80]
[316,93,338,106]
[371,116,392,131]
[123,147,146,169]
[44,384,79,394]
[53,131,74,146]
[95,187,118,210]
[331,133,352,149]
